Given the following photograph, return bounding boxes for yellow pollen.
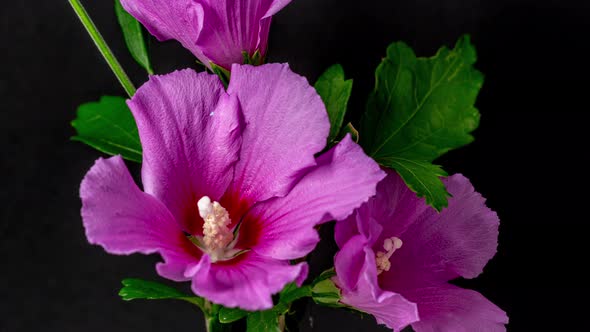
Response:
[198,196,234,261]
[375,237,403,275]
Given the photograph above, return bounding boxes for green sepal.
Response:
[114,0,153,74]
[242,50,263,65]
[311,279,343,308]
[340,122,360,143]
[71,96,142,162]
[211,62,231,87]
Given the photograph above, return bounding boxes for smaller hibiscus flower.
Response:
[120,0,293,69]
[333,170,508,331]
[80,63,384,310]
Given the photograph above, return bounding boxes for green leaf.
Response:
[114,0,153,74]
[119,278,205,309]
[218,282,312,326]
[279,283,312,305]
[315,64,353,142]
[71,96,142,162]
[207,315,233,332]
[119,278,186,300]
[385,158,450,211]
[246,310,281,332]
[219,307,248,324]
[360,35,483,210]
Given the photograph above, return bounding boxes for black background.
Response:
[2,0,589,331]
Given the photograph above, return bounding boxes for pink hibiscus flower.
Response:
[120,0,293,69]
[333,170,508,331]
[80,63,384,310]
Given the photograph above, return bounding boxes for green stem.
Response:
[203,301,230,332]
[278,314,286,332]
[68,0,136,97]
[205,315,218,332]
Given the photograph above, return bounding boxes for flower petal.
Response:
[156,236,205,282]
[265,0,293,16]
[196,0,292,69]
[334,235,370,292]
[382,174,500,290]
[80,156,201,281]
[334,213,360,248]
[335,168,427,248]
[405,285,508,332]
[120,0,207,62]
[223,63,330,214]
[189,252,308,310]
[81,156,180,254]
[128,69,243,235]
[243,135,385,260]
[335,236,419,331]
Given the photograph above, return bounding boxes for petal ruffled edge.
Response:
[407,285,508,332]
[81,156,181,255]
[242,135,385,260]
[382,174,501,290]
[80,156,202,281]
[224,63,330,213]
[189,252,308,310]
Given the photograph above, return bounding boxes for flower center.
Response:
[191,196,244,263]
[198,196,233,250]
[375,237,403,275]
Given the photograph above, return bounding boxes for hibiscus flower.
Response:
[334,170,508,331]
[80,63,384,310]
[120,0,293,69]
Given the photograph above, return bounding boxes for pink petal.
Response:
[243,135,385,260]
[382,174,501,290]
[224,63,330,214]
[265,0,293,15]
[80,156,201,281]
[335,237,419,331]
[189,252,308,310]
[120,0,207,62]
[128,69,243,235]
[405,285,508,332]
[335,168,428,248]
[334,235,371,292]
[196,0,293,69]
[334,214,360,248]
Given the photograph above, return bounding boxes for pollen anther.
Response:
[198,196,234,262]
[375,237,403,275]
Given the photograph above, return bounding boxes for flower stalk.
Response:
[68,0,136,97]
[203,301,228,332]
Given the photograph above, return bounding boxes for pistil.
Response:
[198,196,234,262]
[375,237,403,275]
